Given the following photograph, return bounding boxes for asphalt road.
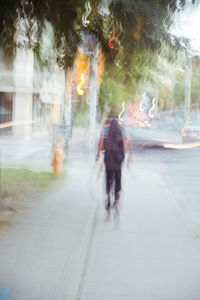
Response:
[133,147,200,232]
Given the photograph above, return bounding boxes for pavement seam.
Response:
[76,199,100,300]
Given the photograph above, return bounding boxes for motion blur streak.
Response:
[164,142,200,149]
[149,98,156,119]
[119,102,125,122]
[109,28,115,49]
[0,120,35,129]
[139,94,145,112]
[77,72,85,96]
[82,1,91,27]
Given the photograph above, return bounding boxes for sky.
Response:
[170,0,200,56]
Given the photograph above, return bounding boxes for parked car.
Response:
[182,124,200,143]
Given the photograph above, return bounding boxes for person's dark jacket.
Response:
[104,119,125,170]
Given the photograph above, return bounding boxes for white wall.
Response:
[13,48,34,136]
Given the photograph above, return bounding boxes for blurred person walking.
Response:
[96,118,132,214]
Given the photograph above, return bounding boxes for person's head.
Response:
[108,111,118,119]
[110,118,120,127]
[109,118,122,139]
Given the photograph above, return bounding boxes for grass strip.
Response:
[1,168,56,202]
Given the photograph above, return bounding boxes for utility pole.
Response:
[170,76,175,112]
[184,56,192,121]
[88,42,99,154]
[155,89,159,117]
[62,70,73,158]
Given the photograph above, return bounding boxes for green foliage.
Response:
[174,83,184,107]
[99,64,133,114]
[73,96,89,126]
[98,41,158,113]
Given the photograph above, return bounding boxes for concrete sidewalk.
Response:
[0,135,52,172]
[0,156,200,299]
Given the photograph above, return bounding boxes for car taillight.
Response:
[182,127,187,137]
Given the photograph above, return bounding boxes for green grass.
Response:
[1,168,56,202]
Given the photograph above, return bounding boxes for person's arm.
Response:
[123,135,132,162]
[96,137,104,161]
[122,127,132,163]
[126,138,133,163]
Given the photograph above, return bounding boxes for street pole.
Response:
[64,70,72,154]
[155,89,159,117]
[0,146,2,208]
[170,78,175,112]
[184,56,192,121]
[88,42,99,155]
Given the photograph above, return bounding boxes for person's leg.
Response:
[113,170,121,206]
[106,169,114,210]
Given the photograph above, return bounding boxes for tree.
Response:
[0,0,178,69]
[1,0,189,115]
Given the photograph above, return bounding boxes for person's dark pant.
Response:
[106,169,121,195]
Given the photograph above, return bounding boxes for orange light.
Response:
[181,127,187,137]
[133,14,143,40]
[0,120,35,129]
[77,72,85,96]
[97,51,105,86]
[74,51,87,84]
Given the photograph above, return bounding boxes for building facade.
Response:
[0,47,65,137]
